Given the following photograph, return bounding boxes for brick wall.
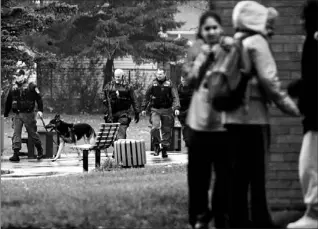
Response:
[211,0,305,209]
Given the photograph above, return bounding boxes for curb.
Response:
[1,172,78,180]
[1,151,188,180]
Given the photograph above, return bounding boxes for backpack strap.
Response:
[236,33,254,113]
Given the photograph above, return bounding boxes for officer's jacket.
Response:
[4,81,43,116]
[177,83,194,113]
[141,79,180,111]
[103,81,140,114]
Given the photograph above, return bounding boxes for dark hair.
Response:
[18,70,25,75]
[196,11,222,40]
[302,0,318,35]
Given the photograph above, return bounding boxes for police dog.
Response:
[45,114,96,161]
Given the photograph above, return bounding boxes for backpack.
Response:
[207,34,254,112]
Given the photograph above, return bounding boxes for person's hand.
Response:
[104,114,109,123]
[174,110,180,116]
[220,36,235,51]
[222,36,234,46]
[134,112,140,123]
[141,111,146,116]
[201,44,212,55]
[37,111,43,119]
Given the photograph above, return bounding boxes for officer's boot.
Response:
[161,147,168,158]
[154,145,160,156]
[9,150,20,162]
[36,147,44,160]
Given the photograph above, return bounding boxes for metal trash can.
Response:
[114,139,146,167]
[27,130,59,159]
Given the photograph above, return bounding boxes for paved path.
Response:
[1,151,188,179]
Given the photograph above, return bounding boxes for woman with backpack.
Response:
[224,1,300,228]
[183,11,234,229]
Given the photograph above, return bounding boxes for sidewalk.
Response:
[1,151,188,179]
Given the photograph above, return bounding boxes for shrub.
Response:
[95,157,123,172]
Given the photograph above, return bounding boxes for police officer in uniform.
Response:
[4,70,44,162]
[177,74,194,147]
[103,69,140,139]
[141,69,180,158]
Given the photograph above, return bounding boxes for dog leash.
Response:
[39,116,59,146]
[39,116,49,132]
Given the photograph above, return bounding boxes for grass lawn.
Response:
[1,164,304,229]
[1,113,303,228]
[1,165,190,229]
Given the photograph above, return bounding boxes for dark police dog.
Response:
[45,114,96,161]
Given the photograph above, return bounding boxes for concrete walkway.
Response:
[1,151,188,179]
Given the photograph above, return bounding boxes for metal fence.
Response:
[37,67,158,114]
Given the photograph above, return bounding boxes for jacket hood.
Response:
[232,1,274,35]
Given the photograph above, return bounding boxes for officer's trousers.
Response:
[299,131,318,219]
[12,113,42,152]
[112,112,131,139]
[150,108,174,149]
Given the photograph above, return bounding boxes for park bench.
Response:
[71,123,120,172]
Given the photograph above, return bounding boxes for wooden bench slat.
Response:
[97,133,116,137]
[95,140,114,145]
[71,144,94,150]
[96,135,116,140]
[97,131,118,134]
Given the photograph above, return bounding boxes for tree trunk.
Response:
[103,58,114,88]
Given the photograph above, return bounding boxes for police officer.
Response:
[103,69,140,139]
[4,69,44,162]
[141,69,180,158]
[177,74,194,147]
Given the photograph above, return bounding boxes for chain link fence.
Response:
[37,66,157,114]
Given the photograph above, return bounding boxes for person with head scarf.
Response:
[223,1,300,228]
[286,0,318,228]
